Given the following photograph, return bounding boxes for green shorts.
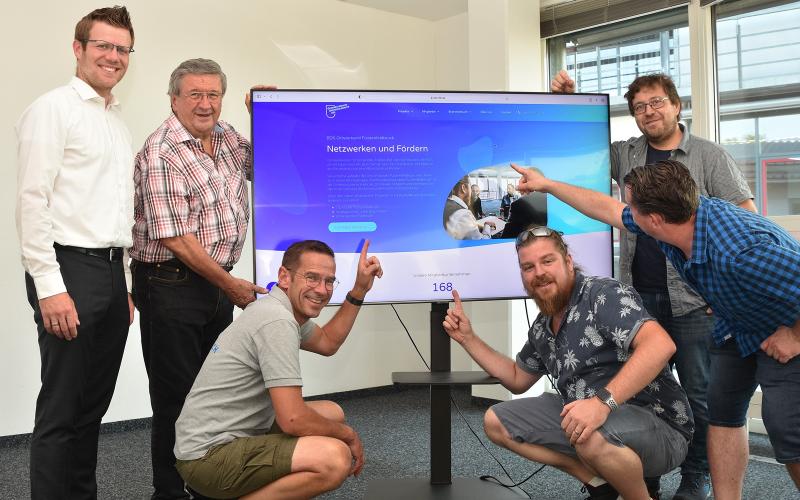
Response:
[176,426,298,499]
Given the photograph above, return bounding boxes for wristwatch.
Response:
[345,292,364,306]
[595,387,618,411]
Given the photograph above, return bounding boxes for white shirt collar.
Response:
[69,76,120,107]
[448,195,469,210]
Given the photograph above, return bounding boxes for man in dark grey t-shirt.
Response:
[174,240,383,499]
[444,226,691,500]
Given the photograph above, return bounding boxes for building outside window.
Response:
[715,0,800,215]
[546,1,800,275]
[547,8,691,144]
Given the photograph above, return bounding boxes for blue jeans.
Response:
[639,291,712,475]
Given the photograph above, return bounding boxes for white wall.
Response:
[0,0,485,437]
[434,12,469,90]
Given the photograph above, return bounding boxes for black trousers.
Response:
[132,259,233,500]
[26,248,129,500]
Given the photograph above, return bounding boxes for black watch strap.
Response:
[595,387,618,411]
[345,292,364,306]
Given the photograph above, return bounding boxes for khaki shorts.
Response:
[176,426,298,499]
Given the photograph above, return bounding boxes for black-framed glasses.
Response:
[81,39,134,56]
[183,91,223,103]
[515,226,563,249]
[632,96,670,115]
[287,269,339,291]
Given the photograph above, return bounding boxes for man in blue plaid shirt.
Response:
[510,160,800,498]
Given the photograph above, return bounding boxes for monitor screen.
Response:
[251,90,611,304]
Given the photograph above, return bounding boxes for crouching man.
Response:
[174,240,383,499]
[444,226,692,500]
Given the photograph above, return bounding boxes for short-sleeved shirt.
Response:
[131,114,252,267]
[174,287,317,460]
[610,124,753,315]
[516,272,693,440]
[622,197,800,357]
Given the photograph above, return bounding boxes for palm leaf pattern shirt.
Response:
[516,272,694,440]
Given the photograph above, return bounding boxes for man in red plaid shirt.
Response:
[130,58,267,500]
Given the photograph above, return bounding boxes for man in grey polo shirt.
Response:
[552,71,755,499]
[444,226,691,500]
[174,240,382,499]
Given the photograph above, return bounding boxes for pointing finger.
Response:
[359,239,371,263]
[452,290,463,310]
[510,163,526,175]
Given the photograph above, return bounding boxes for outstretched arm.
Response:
[443,290,540,394]
[511,163,627,230]
[162,234,267,308]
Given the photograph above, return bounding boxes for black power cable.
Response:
[389,302,552,498]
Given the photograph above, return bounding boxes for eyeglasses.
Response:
[182,91,223,102]
[287,270,339,291]
[515,226,563,249]
[81,39,134,56]
[632,96,671,115]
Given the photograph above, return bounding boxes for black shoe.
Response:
[673,472,711,500]
[645,475,661,500]
[581,482,620,500]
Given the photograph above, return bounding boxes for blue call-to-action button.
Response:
[328,221,377,233]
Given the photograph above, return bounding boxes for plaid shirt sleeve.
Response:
[621,206,643,234]
[241,135,253,181]
[142,152,192,240]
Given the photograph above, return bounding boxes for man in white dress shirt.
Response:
[15,6,136,499]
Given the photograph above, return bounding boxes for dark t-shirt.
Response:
[516,273,693,440]
[631,147,671,293]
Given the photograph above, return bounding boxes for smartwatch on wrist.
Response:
[345,292,364,306]
[595,387,618,411]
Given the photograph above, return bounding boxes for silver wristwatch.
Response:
[595,387,618,411]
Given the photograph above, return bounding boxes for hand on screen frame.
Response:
[550,69,576,94]
[352,239,383,295]
[245,85,277,115]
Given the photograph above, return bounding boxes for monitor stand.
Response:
[365,302,527,499]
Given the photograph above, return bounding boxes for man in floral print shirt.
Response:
[444,226,692,500]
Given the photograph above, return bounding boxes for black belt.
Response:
[54,243,124,262]
[132,258,232,272]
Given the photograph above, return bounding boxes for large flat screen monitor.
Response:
[251,90,611,304]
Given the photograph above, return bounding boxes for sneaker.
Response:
[581,482,620,500]
[673,472,711,500]
[645,476,661,500]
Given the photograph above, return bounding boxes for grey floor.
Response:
[0,386,796,499]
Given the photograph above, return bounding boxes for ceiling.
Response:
[338,0,576,21]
